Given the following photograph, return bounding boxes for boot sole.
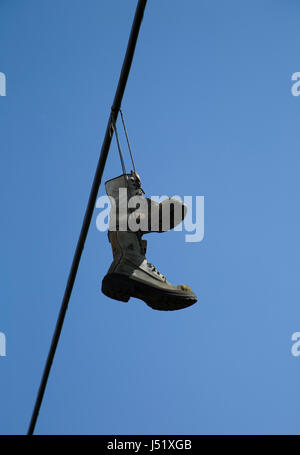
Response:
[101,273,197,311]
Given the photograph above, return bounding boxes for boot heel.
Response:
[101,274,131,303]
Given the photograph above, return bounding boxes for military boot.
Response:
[102,230,197,311]
[105,171,187,234]
[101,171,197,311]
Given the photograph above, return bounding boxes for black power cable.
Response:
[27,0,147,435]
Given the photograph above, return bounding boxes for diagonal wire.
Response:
[27,0,147,435]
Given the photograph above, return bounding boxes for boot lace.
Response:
[147,262,165,280]
[129,170,145,195]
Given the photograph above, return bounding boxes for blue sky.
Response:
[1,0,300,435]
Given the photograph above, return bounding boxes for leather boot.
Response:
[101,171,197,311]
[105,171,186,233]
[102,230,197,311]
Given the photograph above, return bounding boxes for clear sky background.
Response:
[1,0,300,435]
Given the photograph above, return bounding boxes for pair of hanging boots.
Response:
[101,171,197,311]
